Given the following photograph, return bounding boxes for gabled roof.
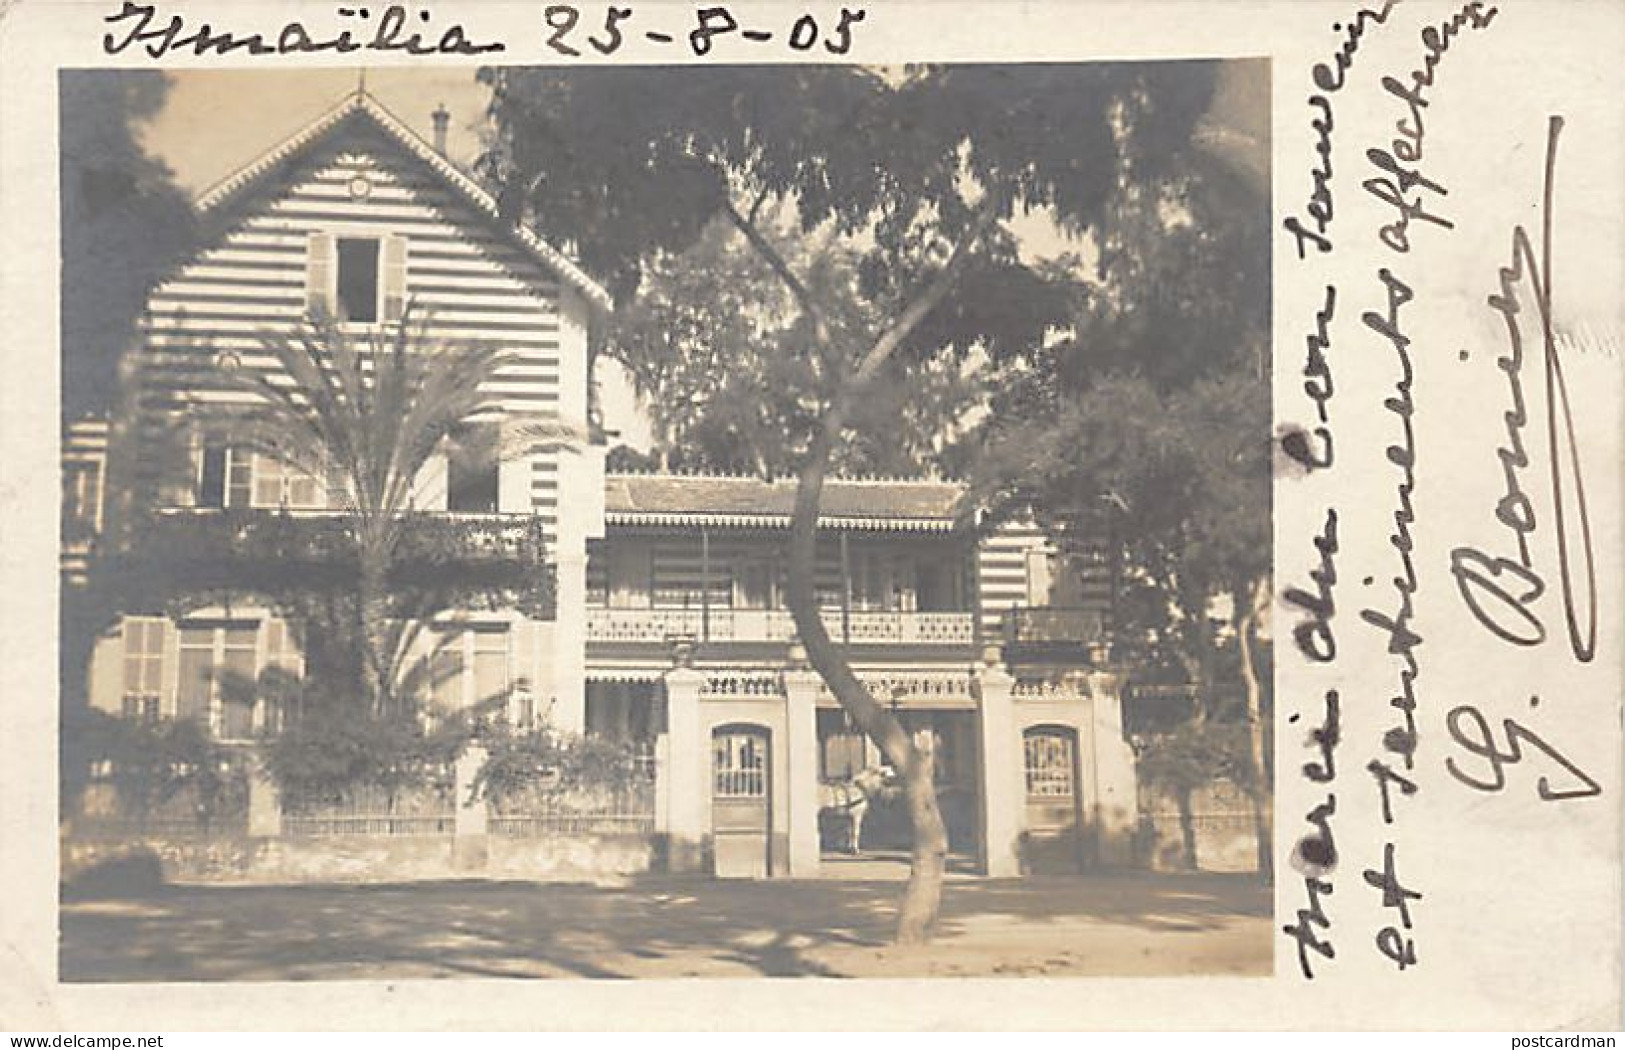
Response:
[194,89,611,311]
[603,473,970,532]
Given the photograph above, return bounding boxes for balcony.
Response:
[1001,607,1108,661]
[585,607,976,647]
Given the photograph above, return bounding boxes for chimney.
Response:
[431,103,450,157]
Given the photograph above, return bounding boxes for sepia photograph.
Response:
[55,59,1272,983]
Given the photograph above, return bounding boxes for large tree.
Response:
[58,71,197,815]
[481,63,1218,941]
[968,94,1273,873]
[59,71,196,423]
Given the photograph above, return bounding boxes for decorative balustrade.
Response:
[818,672,978,706]
[1011,677,1089,703]
[585,606,976,647]
[586,607,708,644]
[700,671,786,699]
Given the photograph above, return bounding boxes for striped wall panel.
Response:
[136,125,570,534]
[977,520,1111,631]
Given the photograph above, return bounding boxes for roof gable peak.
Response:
[194,88,610,310]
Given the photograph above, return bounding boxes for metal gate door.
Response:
[712,725,771,878]
[1022,725,1084,872]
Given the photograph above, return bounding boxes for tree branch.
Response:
[721,198,833,350]
[849,194,1001,394]
[746,183,773,228]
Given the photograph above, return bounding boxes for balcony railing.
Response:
[1002,606,1108,647]
[585,607,976,647]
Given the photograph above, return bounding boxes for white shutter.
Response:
[381,234,408,321]
[305,232,335,317]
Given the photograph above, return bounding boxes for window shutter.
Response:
[305,232,335,317]
[381,234,408,321]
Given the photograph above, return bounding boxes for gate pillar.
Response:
[783,669,822,878]
[662,666,707,872]
[976,661,1024,878]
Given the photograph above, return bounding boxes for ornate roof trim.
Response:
[604,509,960,532]
[193,90,612,311]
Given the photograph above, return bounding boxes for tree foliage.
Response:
[266,702,467,805]
[472,724,651,811]
[59,71,196,422]
[969,121,1271,700]
[607,217,984,476]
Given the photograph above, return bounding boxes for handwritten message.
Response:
[1279,0,1608,982]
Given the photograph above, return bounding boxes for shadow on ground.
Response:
[60,868,1272,982]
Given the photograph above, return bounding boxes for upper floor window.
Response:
[336,238,380,322]
[446,425,500,514]
[253,455,324,509]
[734,558,777,611]
[197,445,323,510]
[197,444,250,509]
[306,232,407,323]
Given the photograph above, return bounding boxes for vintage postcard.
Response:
[0,0,1619,1032]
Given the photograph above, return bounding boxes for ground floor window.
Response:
[424,623,511,719]
[585,682,664,779]
[121,617,166,721]
[176,621,258,738]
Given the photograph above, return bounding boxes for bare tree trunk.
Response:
[727,193,998,944]
[1234,577,1272,879]
[1176,787,1198,870]
[785,402,949,945]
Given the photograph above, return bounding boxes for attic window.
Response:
[336,238,380,322]
[306,232,407,322]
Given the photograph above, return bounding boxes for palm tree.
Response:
[201,308,574,717]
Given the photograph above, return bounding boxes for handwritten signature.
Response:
[1445,702,1602,801]
[1448,116,1599,664]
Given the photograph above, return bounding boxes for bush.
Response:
[1136,719,1254,797]
[265,702,469,807]
[69,711,248,831]
[473,724,651,811]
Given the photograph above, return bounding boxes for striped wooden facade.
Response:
[131,97,597,535]
[976,518,1113,634]
[61,418,110,586]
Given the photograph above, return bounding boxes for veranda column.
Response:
[782,667,822,878]
[662,665,707,872]
[976,655,1024,878]
[1084,663,1138,866]
[549,553,588,734]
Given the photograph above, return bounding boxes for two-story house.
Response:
[68,88,1141,880]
